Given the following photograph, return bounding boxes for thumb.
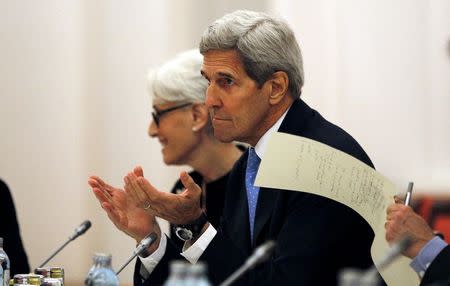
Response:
[134,166,144,177]
[394,195,404,204]
[179,171,201,196]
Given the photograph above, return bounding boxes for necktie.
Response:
[245,147,261,242]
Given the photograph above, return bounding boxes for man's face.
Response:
[201,49,271,146]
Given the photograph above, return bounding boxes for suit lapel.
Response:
[253,187,277,245]
[252,99,310,245]
[225,150,252,253]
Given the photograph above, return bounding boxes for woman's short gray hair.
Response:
[147,49,207,103]
[199,10,304,98]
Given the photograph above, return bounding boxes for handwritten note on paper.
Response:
[255,132,419,286]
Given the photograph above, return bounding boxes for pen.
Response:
[404,182,414,206]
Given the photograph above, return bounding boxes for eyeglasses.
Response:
[151,102,192,127]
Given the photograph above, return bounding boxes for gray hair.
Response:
[199,10,304,98]
[147,49,208,103]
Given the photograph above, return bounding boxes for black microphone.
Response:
[68,220,92,241]
[116,232,158,275]
[38,220,92,268]
[219,240,276,286]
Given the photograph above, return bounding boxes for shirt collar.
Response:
[254,106,291,159]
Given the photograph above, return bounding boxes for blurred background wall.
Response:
[0,0,449,284]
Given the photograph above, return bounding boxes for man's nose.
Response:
[148,120,158,137]
[205,85,220,108]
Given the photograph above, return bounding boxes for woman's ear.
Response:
[191,103,209,132]
[266,71,289,105]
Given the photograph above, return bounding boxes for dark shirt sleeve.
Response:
[420,245,450,286]
[0,179,30,276]
[133,236,184,286]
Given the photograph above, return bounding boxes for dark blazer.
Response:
[135,99,375,285]
[420,245,450,286]
[0,179,30,276]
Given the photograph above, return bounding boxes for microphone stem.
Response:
[38,239,72,268]
[219,263,251,286]
[116,253,138,275]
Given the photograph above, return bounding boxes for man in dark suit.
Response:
[122,10,375,285]
[385,202,449,286]
[0,179,30,276]
[422,247,450,286]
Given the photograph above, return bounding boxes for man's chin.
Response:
[162,154,175,165]
[213,130,235,143]
[163,158,182,166]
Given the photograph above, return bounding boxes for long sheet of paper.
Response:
[255,132,419,286]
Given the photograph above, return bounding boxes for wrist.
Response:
[174,212,208,242]
[185,222,210,248]
[406,239,430,259]
[138,224,161,258]
[195,221,210,241]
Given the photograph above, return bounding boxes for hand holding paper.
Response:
[255,133,419,286]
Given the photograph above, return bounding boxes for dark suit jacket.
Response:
[135,99,375,285]
[421,245,450,286]
[0,179,30,276]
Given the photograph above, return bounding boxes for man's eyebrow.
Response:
[200,70,235,80]
[217,72,234,78]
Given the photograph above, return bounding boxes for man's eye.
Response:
[218,78,234,86]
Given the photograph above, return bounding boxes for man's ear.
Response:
[266,71,289,105]
[191,103,209,132]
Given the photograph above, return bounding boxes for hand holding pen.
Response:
[401,181,445,240]
[386,181,435,258]
[404,182,414,206]
[393,181,413,205]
